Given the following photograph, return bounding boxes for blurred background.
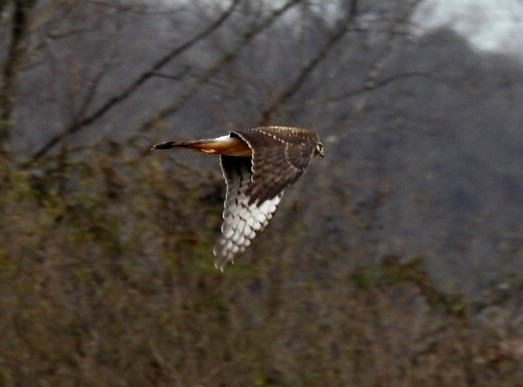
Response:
[1,0,522,385]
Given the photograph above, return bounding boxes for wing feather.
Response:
[232,126,318,204]
[213,155,282,271]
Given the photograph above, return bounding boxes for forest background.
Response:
[1,0,522,385]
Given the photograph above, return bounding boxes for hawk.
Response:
[151,126,324,271]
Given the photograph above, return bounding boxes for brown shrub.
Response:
[0,153,521,386]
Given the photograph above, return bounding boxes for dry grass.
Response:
[0,152,521,386]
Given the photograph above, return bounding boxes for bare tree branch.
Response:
[259,0,359,124]
[326,71,520,103]
[340,0,424,128]
[136,0,303,134]
[29,0,242,161]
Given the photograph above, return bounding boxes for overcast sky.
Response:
[413,0,523,57]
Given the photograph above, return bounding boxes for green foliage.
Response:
[0,154,521,386]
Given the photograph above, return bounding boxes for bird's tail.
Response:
[150,136,252,156]
[150,140,203,151]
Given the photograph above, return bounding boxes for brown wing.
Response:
[213,155,282,271]
[231,126,318,204]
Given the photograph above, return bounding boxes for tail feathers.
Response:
[150,137,251,156]
[150,141,198,150]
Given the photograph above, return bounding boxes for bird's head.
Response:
[314,142,324,158]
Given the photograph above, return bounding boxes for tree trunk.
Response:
[0,0,36,155]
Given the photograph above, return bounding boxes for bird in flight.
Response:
[151,126,324,271]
